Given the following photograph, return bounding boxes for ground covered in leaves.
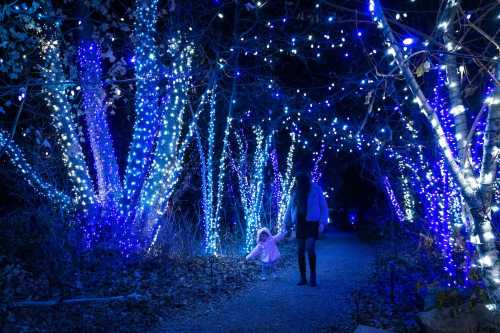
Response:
[1,241,295,332]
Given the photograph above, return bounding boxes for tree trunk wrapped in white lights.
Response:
[370,0,500,297]
[136,42,195,233]
[212,115,232,252]
[122,0,161,222]
[438,1,469,167]
[275,134,296,232]
[41,39,97,212]
[235,127,273,252]
[195,85,232,255]
[474,67,500,279]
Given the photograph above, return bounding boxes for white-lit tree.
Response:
[273,135,296,232]
[234,127,273,252]
[195,83,233,255]
[370,0,500,295]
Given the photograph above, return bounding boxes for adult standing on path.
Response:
[286,166,329,287]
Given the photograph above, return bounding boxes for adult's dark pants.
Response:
[296,214,318,283]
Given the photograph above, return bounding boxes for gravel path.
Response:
[155,230,375,333]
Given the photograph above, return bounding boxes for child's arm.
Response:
[273,228,287,242]
[245,244,262,260]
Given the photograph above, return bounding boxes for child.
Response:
[245,227,286,280]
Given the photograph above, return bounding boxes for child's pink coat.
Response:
[245,227,285,263]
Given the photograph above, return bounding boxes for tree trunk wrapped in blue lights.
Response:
[370,0,500,298]
[78,41,122,212]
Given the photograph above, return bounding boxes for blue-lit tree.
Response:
[370,0,500,295]
[0,0,202,252]
[78,41,123,232]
